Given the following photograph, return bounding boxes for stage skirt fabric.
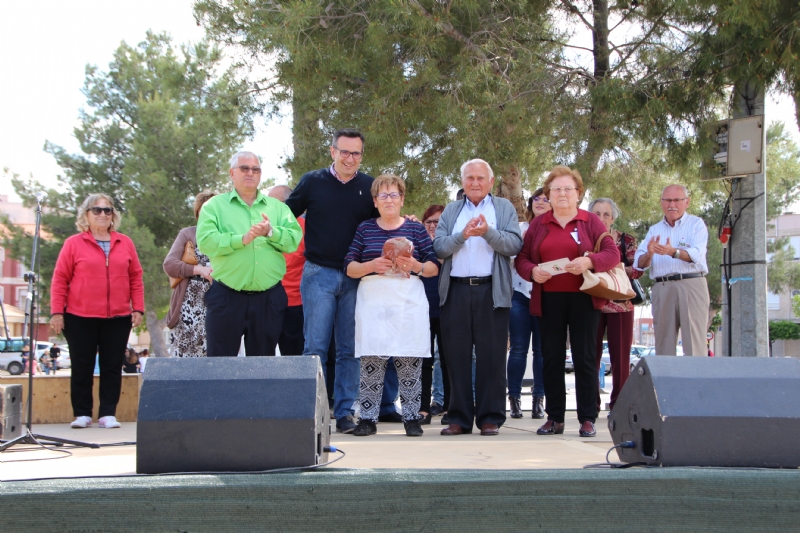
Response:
[354,275,430,358]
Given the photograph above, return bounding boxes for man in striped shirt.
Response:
[634,184,709,356]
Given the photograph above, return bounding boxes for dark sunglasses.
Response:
[88,206,114,215]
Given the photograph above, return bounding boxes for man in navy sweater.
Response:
[286,129,380,433]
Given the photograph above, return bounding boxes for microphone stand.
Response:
[0,196,97,451]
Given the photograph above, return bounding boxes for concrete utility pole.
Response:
[721,81,769,357]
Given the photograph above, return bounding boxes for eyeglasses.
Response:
[660,198,687,204]
[532,196,549,203]
[334,147,363,160]
[549,187,576,195]
[236,165,262,174]
[88,207,114,216]
[376,192,401,200]
[424,219,439,227]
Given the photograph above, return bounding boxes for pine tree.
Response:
[4,32,259,355]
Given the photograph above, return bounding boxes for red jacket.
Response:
[281,216,306,307]
[51,231,145,319]
[515,209,619,316]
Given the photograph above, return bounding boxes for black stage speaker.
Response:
[0,384,22,440]
[608,356,800,468]
[137,356,330,474]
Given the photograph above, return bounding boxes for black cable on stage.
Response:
[1,446,346,482]
[583,441,649,469]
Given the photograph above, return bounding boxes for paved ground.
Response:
[0,382,615,481]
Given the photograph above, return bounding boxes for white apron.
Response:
[354,275,431,358]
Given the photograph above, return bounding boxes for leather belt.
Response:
[653,273,706,283]
[217,280,266,295]
[451,276,492,286]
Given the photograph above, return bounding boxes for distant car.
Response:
[565,350,573,372]
[34,341,71,369]
[0,337,26,375]
[630,345,683,372]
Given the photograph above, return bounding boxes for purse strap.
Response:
[620,233,630,267]
[592,232,612,254]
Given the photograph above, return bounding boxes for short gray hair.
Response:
[662,184,689,198]
[229,151,260,169]
[460,158,494,180]
[75,193,121,232]
[588,198,620,219]
[268,185,293,202]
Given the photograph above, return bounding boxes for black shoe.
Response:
[418,413,432,425]
[378,411,403,423]
[430,402,444,417]
[336,415,358,434]
[531,395,545,419]
[509,396,523,418]
[404,419,424,437]
[537,420,565,435]
[353,419,377,436]
[441,413,450,425]
[579,421,596,437]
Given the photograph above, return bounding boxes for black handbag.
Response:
[621,233,646,306]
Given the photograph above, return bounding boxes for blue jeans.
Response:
[432,337,444,405]
[380,359,400,415]
[507,291,544,397]
[301,261,361,420]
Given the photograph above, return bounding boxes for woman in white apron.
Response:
[344,174,440,437]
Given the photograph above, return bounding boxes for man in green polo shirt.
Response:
[197,151,302,356]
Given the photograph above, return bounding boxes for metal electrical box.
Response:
[704,115,764,180]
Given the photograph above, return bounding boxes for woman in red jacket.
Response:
[50,193,144,429]
[515,166,619,438]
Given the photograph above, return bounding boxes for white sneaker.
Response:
[98,416,121,428]
[70,416,92,428]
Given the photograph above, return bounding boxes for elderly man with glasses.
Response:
[285,129,382,434]
[197,151,302,357]
[633,184,709,356]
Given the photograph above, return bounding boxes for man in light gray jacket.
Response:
[434,159,523,436]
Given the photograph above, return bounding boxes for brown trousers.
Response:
[651,276,710,356]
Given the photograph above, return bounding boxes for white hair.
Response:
[662,184,689,197]
[588,198,620,219]
[460,158,494,180]
[229,151,260,169]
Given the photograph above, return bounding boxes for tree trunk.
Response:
[794,89,800,137]
[145,310,169,357]
[576,0,610,187]
[288,89,325,185]
[496,163,526,221]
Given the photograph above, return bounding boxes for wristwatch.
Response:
[673,248,681,259]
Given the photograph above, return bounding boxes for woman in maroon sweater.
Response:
[515,166,618,438]
[51,193,144,429]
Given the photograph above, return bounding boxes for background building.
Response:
[767,213,800,358]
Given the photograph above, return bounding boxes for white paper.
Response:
[539,257,571,276]
[740,140,751,152]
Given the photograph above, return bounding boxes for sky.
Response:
[0,0,292,202]
[1,1,798,204]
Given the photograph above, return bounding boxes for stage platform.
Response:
[3,414,800,532]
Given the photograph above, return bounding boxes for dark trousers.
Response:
[441,282,509,430]
[421,317,449,412]
[540,292,600,424]
[279,305,305,356]
[63,313,131,418]
[596,310,633,410]
[205,281,287,357]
